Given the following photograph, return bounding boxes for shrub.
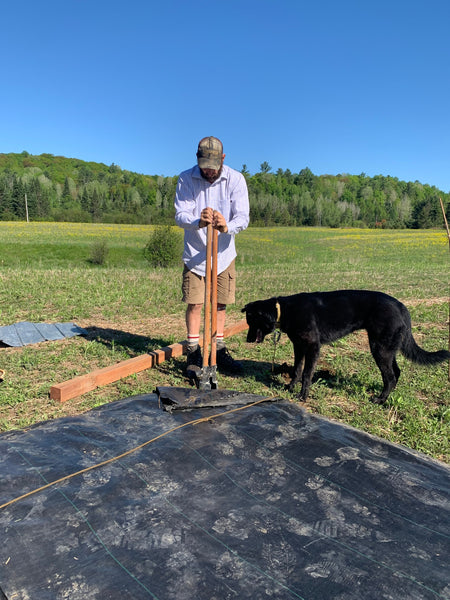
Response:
[88,239,109,265]
[143,225,182,268]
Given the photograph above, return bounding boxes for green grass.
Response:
[0,222,449,463]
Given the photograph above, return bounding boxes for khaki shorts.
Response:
[182,260,236,305]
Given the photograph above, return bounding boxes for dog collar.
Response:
[275,301,281,328]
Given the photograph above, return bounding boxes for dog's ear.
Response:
[241,305,247,313]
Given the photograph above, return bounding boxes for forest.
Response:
[0,151,448,228]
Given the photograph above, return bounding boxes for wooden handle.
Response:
[210,228,218,367]
[202,224,212,368]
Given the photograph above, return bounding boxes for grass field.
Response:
[0,222,449,463]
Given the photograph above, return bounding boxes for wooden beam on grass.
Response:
[50,354,155,402]
[49,319,248,402]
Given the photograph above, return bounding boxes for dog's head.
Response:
[241,298,278,343]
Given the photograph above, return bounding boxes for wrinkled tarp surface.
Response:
[0,321,86,347]
[0,394,449,600]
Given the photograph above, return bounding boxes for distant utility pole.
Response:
[25,194,29,222]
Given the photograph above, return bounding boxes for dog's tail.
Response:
[400,307,450,365]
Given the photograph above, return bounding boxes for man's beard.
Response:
[200,166,222,183]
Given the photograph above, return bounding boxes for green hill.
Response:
[0,151,177,224]
[0,151,448,228]
[0,151,113,184]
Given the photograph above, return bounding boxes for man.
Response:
[174,136,250,373]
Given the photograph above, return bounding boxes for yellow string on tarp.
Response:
[1,396,276,511]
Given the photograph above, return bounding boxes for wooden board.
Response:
[49,320,248,402]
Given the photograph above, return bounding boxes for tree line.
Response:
[0,152,448,228]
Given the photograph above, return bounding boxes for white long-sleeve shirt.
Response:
[174,164,250,276]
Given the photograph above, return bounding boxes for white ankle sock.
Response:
[187,334,199,350]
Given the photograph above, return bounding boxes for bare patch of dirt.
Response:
[405,297,448,307]
[77,314,185,341]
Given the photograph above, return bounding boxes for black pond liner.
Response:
[0,394,449,600]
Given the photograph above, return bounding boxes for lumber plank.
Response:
[49,319,248,403]
[50,354,154,402]
[223,320,248,338]
[149,341,186,365]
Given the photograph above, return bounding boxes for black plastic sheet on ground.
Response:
[0,394,449,600]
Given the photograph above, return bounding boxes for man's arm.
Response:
[174,172,201,230]
[226,172,250,235]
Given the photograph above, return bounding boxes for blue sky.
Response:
[2,0,450,191]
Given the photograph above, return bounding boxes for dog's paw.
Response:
[287,382,308,401]
[298,390,309,402]
[286,381,296,393]
[370,395,387,405]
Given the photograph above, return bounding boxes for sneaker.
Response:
[186,345,202,372]
[216,346,243,373]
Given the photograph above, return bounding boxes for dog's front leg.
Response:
[298,343,321,400]
[288,342,305,393]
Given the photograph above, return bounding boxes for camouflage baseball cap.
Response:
[196,136,223,170]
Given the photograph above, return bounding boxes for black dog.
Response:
[242,290,450,403]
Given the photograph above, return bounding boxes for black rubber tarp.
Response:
[0,394,449,600]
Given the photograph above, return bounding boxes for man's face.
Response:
[200,167,221,183]
[199,154,225,183]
